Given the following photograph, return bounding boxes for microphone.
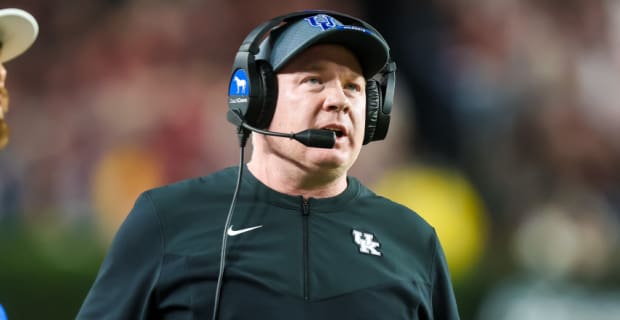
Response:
[227,110,336,149]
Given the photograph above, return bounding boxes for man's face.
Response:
[265,44,366,173]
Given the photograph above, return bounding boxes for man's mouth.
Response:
[321,125,346,138]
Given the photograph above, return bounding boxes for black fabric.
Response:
[77,166,460,319]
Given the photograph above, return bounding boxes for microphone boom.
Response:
[228,110,336,149]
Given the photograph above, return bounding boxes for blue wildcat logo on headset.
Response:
[229,69,249,96]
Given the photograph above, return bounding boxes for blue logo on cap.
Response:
[305,14,337,31]
[229,69,249,96]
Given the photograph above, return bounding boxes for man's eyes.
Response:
[345,83,362,92]
[303,77,322,85]
[301,76,363,92]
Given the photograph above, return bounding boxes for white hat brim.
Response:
[0,8,38,63]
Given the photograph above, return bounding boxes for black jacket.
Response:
[77,166,460,319]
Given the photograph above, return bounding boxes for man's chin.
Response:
[309,153,352,172]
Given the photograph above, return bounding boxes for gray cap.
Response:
[258,13,389,79]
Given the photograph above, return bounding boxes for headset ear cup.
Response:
[364,79,381,145]
[254,61,278,128]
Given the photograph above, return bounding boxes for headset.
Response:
[226,10,397,145]
[213,10,397,320]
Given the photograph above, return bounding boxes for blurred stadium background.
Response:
[1,0,619,319]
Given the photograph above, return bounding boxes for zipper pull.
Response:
[302,198,310,216]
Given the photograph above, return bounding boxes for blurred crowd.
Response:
[0,0,619,319]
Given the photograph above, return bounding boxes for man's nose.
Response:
[323,83,350,113]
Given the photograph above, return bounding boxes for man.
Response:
[78,11,460,319]
[0,8,39,150]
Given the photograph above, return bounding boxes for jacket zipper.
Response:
[301,198,310,301]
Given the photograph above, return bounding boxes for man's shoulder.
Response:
[142,166,238,205]
[152,166,236,189]
[374,195,433,230]
[354,178,435,234]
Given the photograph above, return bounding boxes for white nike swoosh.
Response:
[227,225,263,236]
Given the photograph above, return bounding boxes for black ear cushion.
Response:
[364,79,382,145]
[254,61,278,129]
